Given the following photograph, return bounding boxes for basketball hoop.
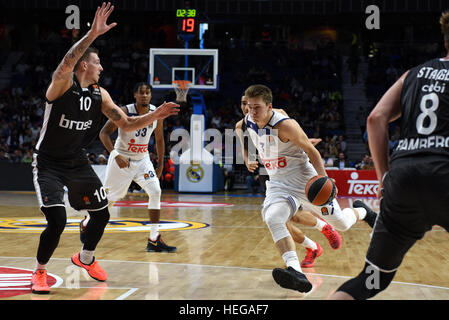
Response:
[172,80,192,103]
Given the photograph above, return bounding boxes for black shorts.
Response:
[366,155,449,272]
[32,152,108,211]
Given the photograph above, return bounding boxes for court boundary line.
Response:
[116,288,139,300]
[1,256,448,293]
[0,261,138,300]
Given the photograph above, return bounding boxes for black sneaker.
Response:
[79,216,87,244]
[146,235,177,252]
[353,200,377,228]
[272,267,313,293]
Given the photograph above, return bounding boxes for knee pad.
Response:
[263,201,292,243]
[142,181,161,210]
[41,206,67,235]
[341,208,357,231]
[336,262,396,299]
[83,207,110,251]
[37,206,67,264]
[88,207,110,226]
[330,207,357,231]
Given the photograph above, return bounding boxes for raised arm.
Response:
[46,2,117,102]
[100,88,179,132]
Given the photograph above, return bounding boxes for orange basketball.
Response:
[305,175,336,206]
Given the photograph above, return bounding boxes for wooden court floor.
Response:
[0,190,448,300]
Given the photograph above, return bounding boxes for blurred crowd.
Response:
[359,43,443,159]
[1,21,404,194]
[0,24,350,167]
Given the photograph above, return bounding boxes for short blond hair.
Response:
[440,11,449,41]
[245,84,273,105]
[74,47,99,71]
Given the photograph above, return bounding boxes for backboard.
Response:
[149,48,219,90]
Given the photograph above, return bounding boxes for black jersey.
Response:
[392,58,449,161]
[35,75,104,160]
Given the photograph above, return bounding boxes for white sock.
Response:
[301,236,318,250]
[35,261,46,272]
[80,249,94,265]
[354,207,367,220]
[150,224,159,241]
[282,251,302,272]
[314,218,326,231]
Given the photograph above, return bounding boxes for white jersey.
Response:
[246,111,309,182]
[114,103,157,160]
[247,111,357,232]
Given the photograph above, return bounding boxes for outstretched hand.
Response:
[89,2,117,37]
[309,138,322,146]
[154,101,181,120]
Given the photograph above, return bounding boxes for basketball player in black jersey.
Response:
[330,11,449,299]
[30,2,180,294]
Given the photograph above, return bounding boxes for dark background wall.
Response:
[0,163,34,191]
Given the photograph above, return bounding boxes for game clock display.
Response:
[176,9,197,35]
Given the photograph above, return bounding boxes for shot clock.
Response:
[176,8,198,36]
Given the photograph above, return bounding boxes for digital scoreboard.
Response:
[176,9,198,36]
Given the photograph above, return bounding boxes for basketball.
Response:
[305,175,336,206]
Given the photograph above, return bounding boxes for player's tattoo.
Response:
[54,34,93,78]
[106,108,122,121]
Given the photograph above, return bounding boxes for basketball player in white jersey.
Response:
[81,82,176,252]
[243,85,377,292]
[236,94,342,268]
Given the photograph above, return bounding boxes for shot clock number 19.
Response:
[182,18,195,33]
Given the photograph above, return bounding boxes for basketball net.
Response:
[172,80,192,103]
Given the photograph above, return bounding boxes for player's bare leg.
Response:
[264,202,312,292]
[286,222,323,267]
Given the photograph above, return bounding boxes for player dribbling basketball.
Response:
[243,84,377,292]
[236,94,343,269]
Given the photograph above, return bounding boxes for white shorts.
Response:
[262,161,347,230]
[104,153,159,202]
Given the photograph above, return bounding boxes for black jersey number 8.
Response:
[416,92,438,135]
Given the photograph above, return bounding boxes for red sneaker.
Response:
[31,269,50,294]
[321,224,342,250]
[301,243,323,268]
[71,253,108,282]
